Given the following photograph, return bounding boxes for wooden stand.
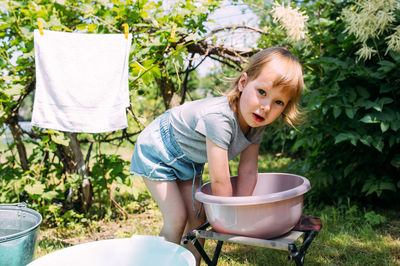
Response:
[182,215,322,266]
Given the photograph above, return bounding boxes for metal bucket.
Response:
[0,203,42,266]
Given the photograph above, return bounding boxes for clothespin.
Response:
[37,19,44,35]
[124,23,129,39]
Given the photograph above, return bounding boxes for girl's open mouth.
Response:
[252,113,265,122]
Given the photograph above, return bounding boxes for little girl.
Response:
[130,47,304,265]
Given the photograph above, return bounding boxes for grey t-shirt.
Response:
[169,96,265,163]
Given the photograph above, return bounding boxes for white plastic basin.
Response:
[28,235,195,266]
[195,173,311,239]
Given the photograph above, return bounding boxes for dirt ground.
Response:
[36,210,163,257]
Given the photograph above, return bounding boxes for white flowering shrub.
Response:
[272,2,309,42]
[342,0,400,60]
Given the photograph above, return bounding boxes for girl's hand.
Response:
[206,137,232,196]
[236,144,259,196]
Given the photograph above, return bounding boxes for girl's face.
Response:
[237,59,294,134]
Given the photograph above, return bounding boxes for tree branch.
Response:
[204,25,267,39]
[185,40,258,69]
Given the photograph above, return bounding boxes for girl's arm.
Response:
[236,144,259,196]
[206,137,232,196]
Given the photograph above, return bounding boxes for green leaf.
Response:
[6,84,24,96]
[372,138,384,152]
[377,60,396,73]
[334,132,356,144]
[318,18,334,26]
[88,24,97,32]
[76,24,87,30]
[380,84,393,93]
[20,26,33,39]
[21,50,35,59]
[149,66,161,78]
[82,4,95,14]
[356,86,370,98]
[42,191,59,201]
[373,98,394,112]
[391,155,400,168]
[360,114,379,123]
[390,120,400,131]
[48,204,61,214]
[291,138,306,151]
[379,182,396,192]
[379,97,394,105]
[360,135,373,146]
[345,108,355,119]
[49,142,58,152]
[380,121,389,133]
[361,181,372,193]
[364,211,386,226]
[104,15,115,25]
[333,106,341,118]
[357,100,375,110]
[347,90,357,102]
[51,133,70,146]
[318,57,347,68]
[25,183,45,195]
[48,14,62,28]
[344,164,353,177]
[363,183,379,196]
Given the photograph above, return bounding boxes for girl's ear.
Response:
[238,72,248,91]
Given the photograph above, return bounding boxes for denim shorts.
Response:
[130,111,204,181]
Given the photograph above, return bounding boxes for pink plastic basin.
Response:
[195,173,311,239]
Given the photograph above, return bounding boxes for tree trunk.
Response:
[65,132,93,213]
[54,133,93,212]
[5,79,36,171]
[55,144,76,174]
[8,116,28,171]
[156,75,177,109]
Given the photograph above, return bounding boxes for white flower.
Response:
[355,43,377,61]
[272,2,308,42]
[386,25,400,54]
[342,0,400,61]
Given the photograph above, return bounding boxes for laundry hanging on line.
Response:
[31,29,132,133]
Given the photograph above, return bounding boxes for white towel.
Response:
[32,29,132,133]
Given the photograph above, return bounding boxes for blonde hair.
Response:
[226,47,304,128]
